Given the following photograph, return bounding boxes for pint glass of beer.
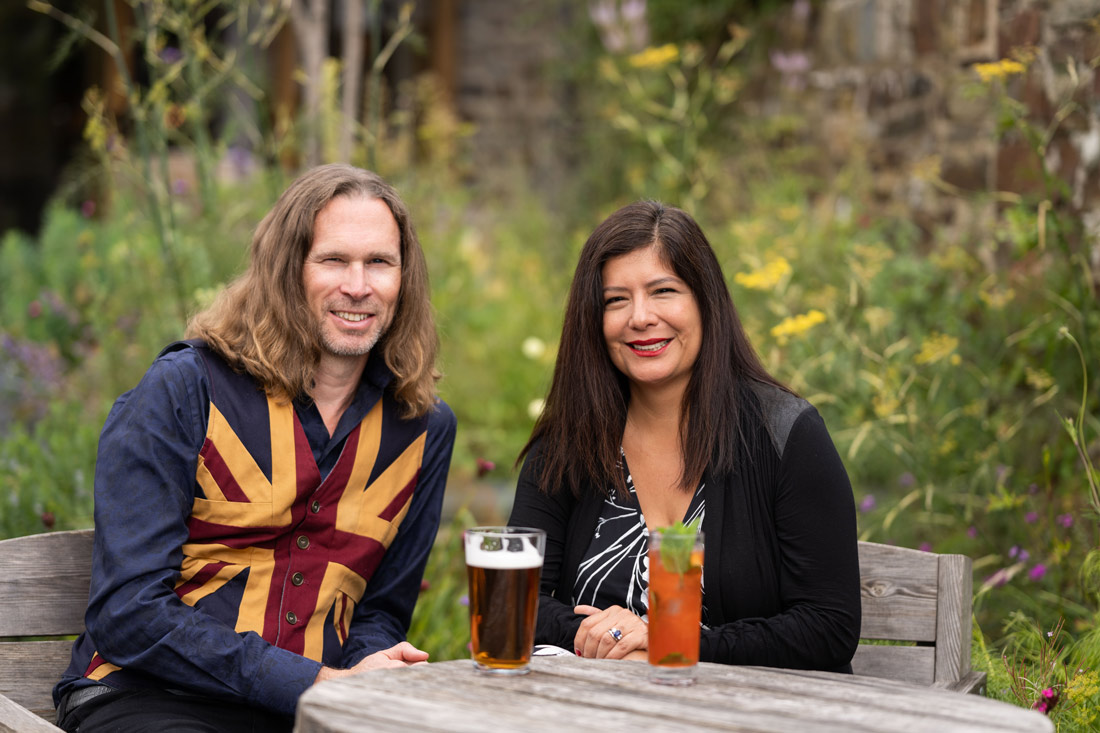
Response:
[647,527,704,686]
[464,526,546,675]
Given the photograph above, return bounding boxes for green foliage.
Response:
[407,509,476,661]
[7,1,1100,723]
[974,614,1100,730]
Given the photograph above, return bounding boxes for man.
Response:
[53,164,457,731]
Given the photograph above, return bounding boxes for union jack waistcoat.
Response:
[81,341,431,684]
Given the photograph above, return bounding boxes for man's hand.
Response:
[573,604,648,660]
[314,641,429,683]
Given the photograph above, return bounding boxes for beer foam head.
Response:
[465,533,544,569]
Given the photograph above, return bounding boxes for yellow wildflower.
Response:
[1025,367,1054,391]
[777,205,801,222]
[1067,669,1100,700]
[863,306,893,335]
[872,393,899,419]
[734,257,791,290]
[962,401,984,417]
[730,218,767,244]
[851,242,892,283]
[912,155,942,182]
[973,59,1026,82]
[914,332,959,365]
[930,245,974,272]
[804,284,839,313]
[979,285,1015,309]
[770,309,826,344]
[84,115,107,153]
[628,43,679,70]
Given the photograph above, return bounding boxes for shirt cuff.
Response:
[248,645,324,717]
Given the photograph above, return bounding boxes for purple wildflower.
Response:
[1029,564,1046,581]
[1025,511,1038,524]
[770,50,810,75]
[859,495,876,513]
[918,542,932,553]
[1009,545,1019,559]
[459,595,469,607]
[1058,513,1073,528]
[588,0,648,54]
[986,568,1010,588]
[226,145,257,179]
[898,472,916,488]
[967,526,978,538]
[1018,549,1029,562]
[160,46,183,65]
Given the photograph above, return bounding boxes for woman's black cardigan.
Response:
[508,383,861,672]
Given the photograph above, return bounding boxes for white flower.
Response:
[527,398,546,420]
[521,337,546,360]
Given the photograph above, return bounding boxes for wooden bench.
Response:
[853,540,986,694]
[0,530,985,731]
[0,528,94,732]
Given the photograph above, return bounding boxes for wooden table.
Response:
[294,657,1053,732]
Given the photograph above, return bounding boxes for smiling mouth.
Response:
[629,338,671,352]
[333,311,371,322]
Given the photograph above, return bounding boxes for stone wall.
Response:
[772,0,1100,245]
[450,0,574,197]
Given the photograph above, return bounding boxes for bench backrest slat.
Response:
[854,541,978,691]
[0,529,94,723]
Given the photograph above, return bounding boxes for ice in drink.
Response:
[647,529,704,685]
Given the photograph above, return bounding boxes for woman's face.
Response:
[601,245,702,395]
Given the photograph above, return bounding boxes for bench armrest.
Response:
[0,692,62,733]
[935,670,987,696]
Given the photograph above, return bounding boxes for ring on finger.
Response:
[607,627,623,642]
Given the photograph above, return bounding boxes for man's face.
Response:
[302,195,402,365]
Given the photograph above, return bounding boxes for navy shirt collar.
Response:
[293,351,395,478]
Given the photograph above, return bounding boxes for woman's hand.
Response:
[574,604,648,660]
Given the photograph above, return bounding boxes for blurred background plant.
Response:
[3,1,1100,723]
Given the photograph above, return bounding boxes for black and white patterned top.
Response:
[572,450,706,622]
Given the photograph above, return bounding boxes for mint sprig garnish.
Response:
[656,519,700,576]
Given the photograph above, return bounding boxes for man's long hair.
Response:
[188,164,439,417]
[519,200,788,496]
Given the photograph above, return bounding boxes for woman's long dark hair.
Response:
[519,201,789,496]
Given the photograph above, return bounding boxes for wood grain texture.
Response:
[0,692,62,732]
[857,542,940,642]
[0,642,77,721]
[293,657,1052,733]
[0,529,93,725]
[851,644,935,685]
[0,530,93,636]
[855,541,984,693]
[935,553,973,683]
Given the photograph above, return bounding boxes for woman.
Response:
[508,201,860,670]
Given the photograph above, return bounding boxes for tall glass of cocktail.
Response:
[647,526,704,685]
[464,526,546,675]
